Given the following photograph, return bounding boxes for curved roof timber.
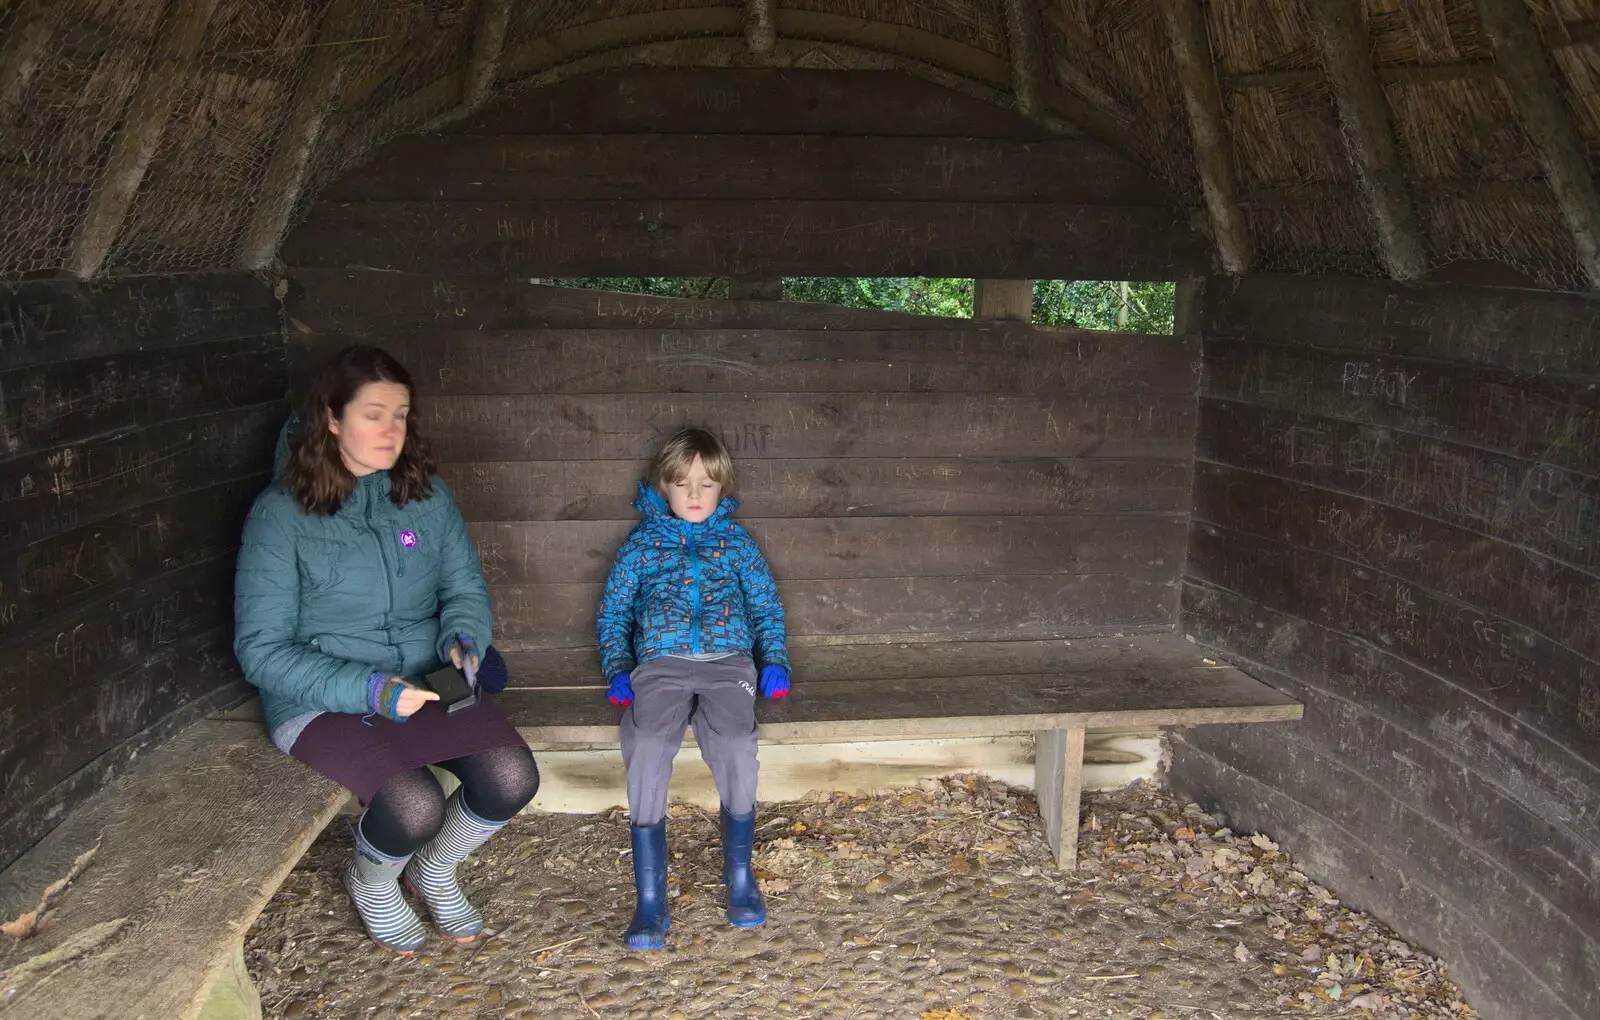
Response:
[14,0,1600,288]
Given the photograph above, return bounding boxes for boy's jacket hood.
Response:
[633,479,739,530]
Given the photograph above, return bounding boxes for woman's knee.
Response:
[461,746,540,821]
[364,770,447,853]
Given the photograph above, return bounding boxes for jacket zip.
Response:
[364,487,400,670]
[687,530,703,654]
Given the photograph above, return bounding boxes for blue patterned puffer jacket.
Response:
[596,481,789,679]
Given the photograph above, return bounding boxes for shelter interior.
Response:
[0,3,1596,1019]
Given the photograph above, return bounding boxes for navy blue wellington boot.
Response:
[624,822,670,949]
[721,806,767,928]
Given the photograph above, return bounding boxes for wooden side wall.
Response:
[286,270,1195,655]
[281,68,1207,280]
[0,275,283,867]
[1170,275,1600,1020]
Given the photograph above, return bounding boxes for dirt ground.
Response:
[246,777,1479,1020]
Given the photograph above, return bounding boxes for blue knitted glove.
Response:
[367,672,410,722]
[473,645,508,694]
[607,671,634,707]
[758,664,791,699]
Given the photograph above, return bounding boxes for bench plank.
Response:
[0,721,345,1020]
[496,644,1303,744]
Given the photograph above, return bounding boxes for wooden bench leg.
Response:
[197,942,263,1020]
[1034,727,1086,870]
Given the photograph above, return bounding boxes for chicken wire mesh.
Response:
[0,0,1596,290]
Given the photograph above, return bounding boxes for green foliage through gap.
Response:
[549,277,1175,334]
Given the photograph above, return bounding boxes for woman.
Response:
[234,345,538,953]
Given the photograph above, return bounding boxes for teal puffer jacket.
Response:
[232,428,491,739]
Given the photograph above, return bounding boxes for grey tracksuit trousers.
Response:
[619,655,759,826]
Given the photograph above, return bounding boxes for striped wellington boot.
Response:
[403,790,508,941]
[343,821,428,954]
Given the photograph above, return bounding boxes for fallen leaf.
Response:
[1233,941,1253,964]
[919,1012,970,1020]
[1173,827,1196,841]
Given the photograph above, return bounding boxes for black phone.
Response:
[424,663,478,715]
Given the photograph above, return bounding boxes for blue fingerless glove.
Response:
[607,671,634,706]
[473,645,508,694]
[759,664,791,699]
[367,672,409,722]
[443,631,479,667]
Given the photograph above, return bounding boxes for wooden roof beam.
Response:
[1475,0,1600,288]
[1002,0,1127,145]
[65,0,220,279]
[1159,0,1253,274]
[236,0,368,270]
[1307,0,1428,280]
[745,0,776,57]
[419,0,513,132]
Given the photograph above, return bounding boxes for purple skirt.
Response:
[290,694,526,805]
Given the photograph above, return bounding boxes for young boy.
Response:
[596,426,792,950]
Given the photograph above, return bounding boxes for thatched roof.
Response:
[4,0,1600,289]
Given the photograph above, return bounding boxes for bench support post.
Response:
[197,942,263,1020]
[1034,727,1086,870]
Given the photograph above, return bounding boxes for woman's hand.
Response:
[445,632,480,673]
[394,682,440,718]
[369,672,440,721]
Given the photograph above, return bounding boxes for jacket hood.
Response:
[273,410,302,477]
[633,479,738,527]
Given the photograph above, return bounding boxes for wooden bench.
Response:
[490,633,1302,869]
[0,721,345,1020]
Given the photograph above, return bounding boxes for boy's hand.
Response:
[607,671,634,706]
[758,665,791,699]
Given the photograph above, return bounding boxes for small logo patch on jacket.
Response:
[399,530,418,548]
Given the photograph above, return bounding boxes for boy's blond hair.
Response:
[648,427,735,497]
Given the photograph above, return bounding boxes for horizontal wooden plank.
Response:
[1181,581,1600,850]
[492,633,1261,689]
[326,134,1170,204]
[470,515,1186,586]
[288,269,998,335]
[0,336,283,461]
[282,201,1209,279]
[490,574,1178,646]
[0,274,279,373]
[1197,399,1600,571]
[446,69,1049,138]
[496,663,1301,743]
[427,393,1197,461]
[0,679,247,871]
[1179,660,1600,936]
[444,457,1193,520]
[1204,337,1600,474]
[0,475,261,641]
[1187,523,1600,766]
[0,556,235,730]
[1169,739,1596,1020]
[0,403,282,548]
[1203,274,1600,379]
[1193,463,1600,659]
[309,326,1196,396]
[0,624,239,824]
[0,719,346,1018]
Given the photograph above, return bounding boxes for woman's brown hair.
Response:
[284,346,437,515]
